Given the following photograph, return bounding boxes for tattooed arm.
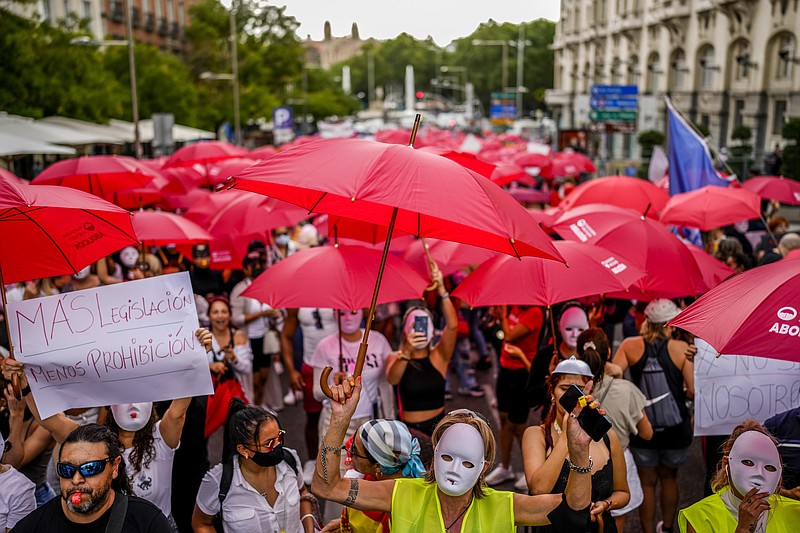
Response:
[309,375,394,512]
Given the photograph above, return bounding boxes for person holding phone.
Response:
[386,263,457,437]
[521,356,629,532]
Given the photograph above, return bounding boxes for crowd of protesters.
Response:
[2,209,800,533]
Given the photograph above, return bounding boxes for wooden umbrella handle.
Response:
[319,342,368,400]
[10,373,22,400]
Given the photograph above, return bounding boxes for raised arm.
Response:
[2,384,55,469]
[433,267,458,362]
[310,375,394,512]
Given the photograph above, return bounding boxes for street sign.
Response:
[590,97,638,110]
[589,110,637,122]
[590,85,638,96]
[490,92,516,125]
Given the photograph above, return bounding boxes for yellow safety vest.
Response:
[678,488,800,533]
[390,478,515,532]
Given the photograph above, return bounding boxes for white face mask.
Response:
[73,266,91,280]
[119,247,140,268]
[559,307,589,349]
[404,309,434,348]
[275,234,291,247]
[728,431,782,497]
[339,310,363,335]
[110,402,153,432]
[434,423,485,497]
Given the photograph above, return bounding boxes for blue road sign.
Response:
[590,97,639,110]
[590,85,638,97]
[273,106,293,129]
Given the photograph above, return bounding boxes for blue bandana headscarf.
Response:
[358,419,426,478]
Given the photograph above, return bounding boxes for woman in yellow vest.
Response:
[312,374,599,532]
[678,420,800,532]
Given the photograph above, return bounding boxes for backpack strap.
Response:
[282,448,298,475]
[598,377,614,404]
[218,459,234,517]
[104,492,128,533]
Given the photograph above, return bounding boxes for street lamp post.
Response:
[471,39,509,91]
[440,66,467,107]
[515,27,525,119]
[199,71,239,143]
[228,0,241,146]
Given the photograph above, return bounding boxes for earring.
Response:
[551,396,555,404]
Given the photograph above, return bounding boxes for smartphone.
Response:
[413,315,428,337]
[558,384,613,442]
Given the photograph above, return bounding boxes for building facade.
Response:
[546,0,800,165]
[303,21,377,68]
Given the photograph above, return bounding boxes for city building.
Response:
[546,0,800,165]
[303,21,377,68]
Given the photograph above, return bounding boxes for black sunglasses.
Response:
[57,458,113,479]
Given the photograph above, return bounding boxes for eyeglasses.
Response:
[57,458,113,479]
[250,429,286,452]
[448,408,492,428]
[312,309,323,330]
[347,437,372,462]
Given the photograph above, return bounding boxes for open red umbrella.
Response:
[31,155,157,196]
[553,204,706,298]
[452,240,644,307]
[559,176,668,216]
[555,151,596,172]
[668,255,800,362]
[204,158,257,187]
[163,141,248,169]
[741,176,800,205]
[491,162,536,187]
[660,186,762,230]
[106,188,164,210]
[0,168,26,186]
[514,152,552,170]
[684,243,735,291]
[417,146,496,178]
[404,238,499,277]
[156,188,212,213]
[242,244,428,311]
[250,145,278,159]
[131,210,213,246]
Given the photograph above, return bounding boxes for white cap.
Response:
[552,356,594,378]
[644,299,681,324]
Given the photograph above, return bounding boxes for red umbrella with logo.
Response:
[669,255,800,362]
[31,155,157,196]
[660,186,762,230]
[229,121,562,396]
[741,176,800,205]
[559,176,669,217]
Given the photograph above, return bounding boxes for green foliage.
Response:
[732,125,752,142]
[637,130,664,158]
[781,119,800,181]
[693,122,711,138]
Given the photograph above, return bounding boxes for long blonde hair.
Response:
[640,318,671,344]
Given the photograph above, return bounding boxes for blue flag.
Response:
[666,97,728,195]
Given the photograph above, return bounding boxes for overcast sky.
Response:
[272,1,560,46]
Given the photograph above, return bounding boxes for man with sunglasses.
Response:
[12,423,172,532]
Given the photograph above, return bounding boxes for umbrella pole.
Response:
[0,265,22,399]
[549,304,558,360]
[337,311,344,373]
[320,207,399,399]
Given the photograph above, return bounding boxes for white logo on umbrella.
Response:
[777,307,797,321]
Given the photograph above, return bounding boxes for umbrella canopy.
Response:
[684,244,735,291]
[31,155,157,196]
[156,188,212,212]
[204,158,257,187]
[0,169,26,186]
[490,162,534,187]
[741,176,800,205]
[452,240,645,307]
[559,176,669,217]
[131,210,213,247]
[669,255,800,362]
[242,244,429,310]
[163,141,248,168]
[417,146,496,178]
[403,238,499,277]
[230,138,562,262]
[553,204,706,298]
[250,145,278,159]
[514,152,552,170]
[0,175,138,284]
[660,186,762,230]
[106,188,164,210]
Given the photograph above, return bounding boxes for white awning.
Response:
[0,113,106,145]
[108,119,215,143]
[0,131,77,156]
[38,116,128,144]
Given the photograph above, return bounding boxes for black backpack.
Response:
[638,339,684,432]
[212,449,298,532]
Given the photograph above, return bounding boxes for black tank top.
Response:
[398,356,446,412]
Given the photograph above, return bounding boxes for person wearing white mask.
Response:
[60,266,101,293]
[268,225,298,266]
[312,374,599,532]
[0,429,37,530]
[1,329,214,531]
[678,421,800,532]
[386,265,457,437]
[117,246,145,282]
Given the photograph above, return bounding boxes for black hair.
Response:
[576,327,610,385]
[61,423,132,495]
[223,398,279,462]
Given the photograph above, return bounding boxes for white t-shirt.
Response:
[297,308,337,366]
[122,421,177,518]
[196,449,304,533]
[310,330,392,419]
[231,279,270,339]
[0,465,36,530]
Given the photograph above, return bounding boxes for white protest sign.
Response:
[8,272,213,418]
[694,338,800,436]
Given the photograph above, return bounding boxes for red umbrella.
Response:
[184,190,308,269]
[507,186,550,205]
[559,176,669,216]
[323,215,407,246]
[491,162,535,187]
[452,240,645,307]
[250,145,278,159]
[31,155,156,196]
[163,141,248,168]
[742,176,800,205]
[242,244,428,311]
[659,186,761,230]
[684,244,734,291]
[131,210,213,246]
[668,255,800,362]
[204,158,257,187]
[417,146,496,178]
[404,238,499,277]
[0,168,26,186]
[514,152,552,170]
[555,151,596,173]
[156,188,212,213]
[553,204,706,298]
[527,207,562,227]
[0,176,138,284]
[106,188,164,210]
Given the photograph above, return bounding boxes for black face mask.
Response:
[251,266,265,279]
[249,444,284,467]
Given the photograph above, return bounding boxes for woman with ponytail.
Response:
[521,356,630,532]
[577,328,652,532]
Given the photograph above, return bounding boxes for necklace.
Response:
[444,499,472,532]
[553,420,562,435]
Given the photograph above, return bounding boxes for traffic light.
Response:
[416,91,424,99]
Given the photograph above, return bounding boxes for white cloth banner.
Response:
[694,339,800,436]
[8,272,213,418]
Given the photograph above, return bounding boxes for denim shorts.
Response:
[630,445,690,469]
